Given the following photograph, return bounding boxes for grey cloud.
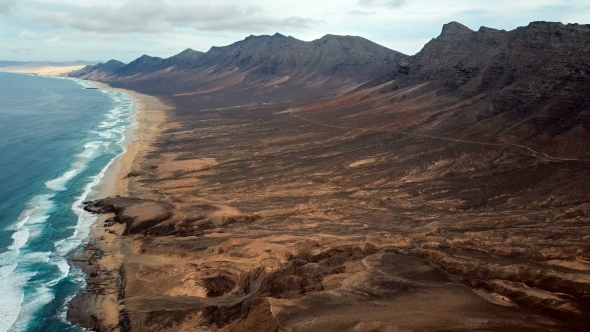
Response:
[19,30,40,39]
[38,0,173,34]
[36,1,319,34]
[349,10,378,16]
[169,4,320,32]
[73,32,125,42]
[192,14,321,32]
[359,0,406,8]
[1,45,35,53]
[0,0,16,13]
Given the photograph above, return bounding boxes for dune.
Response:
[0,65,86,76]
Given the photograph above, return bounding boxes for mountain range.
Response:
[72,21,590,158]
[69,21,590,332]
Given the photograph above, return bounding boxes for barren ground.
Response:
[75,84,590,331]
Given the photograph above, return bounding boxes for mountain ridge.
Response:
[69,33,406,96]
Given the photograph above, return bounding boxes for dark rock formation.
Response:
[69,33,406,99]
[393,21,590,144]
[84,197,173,235]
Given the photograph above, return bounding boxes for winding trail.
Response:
[287,108,589,163]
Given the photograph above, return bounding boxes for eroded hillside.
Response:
[70,22,590,332]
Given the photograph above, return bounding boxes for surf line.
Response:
[0,79,137,332]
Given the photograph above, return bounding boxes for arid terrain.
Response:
[69,22,590,331]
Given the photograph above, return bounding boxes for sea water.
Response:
[0,72,136,332]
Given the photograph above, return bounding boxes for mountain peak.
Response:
[171,48,203,58]
[243,33,287,41]
[478,26,502,33]
[440,21,473,37]
[105,59,125,66]
[178,48,197,54]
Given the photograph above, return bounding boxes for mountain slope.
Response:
[336,21,590,159]
[70,33,406,99]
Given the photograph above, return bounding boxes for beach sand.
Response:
[0,65,86,76]
[66,82,169,331]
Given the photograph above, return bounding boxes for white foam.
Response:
[0,250,19,269]
[77,141,103,159]
[45,169,80,191]
[0,251,52,332]
[0,194,55,260]
[70,79,97,89]
[0,271,31,332]
[7,229,29,251]
[56,264,88,326]
[0,263,17,279]
[23,251,51,263]
[64,86,137,248]
[98,131,113,139]
[46,255,70,287]
[98,121,117,128]
[0,195,64,331]
[8,278,55,332]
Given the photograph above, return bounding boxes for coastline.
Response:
[67,81,169,331]
[91,82,168,197]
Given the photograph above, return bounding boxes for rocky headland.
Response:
[68,22,590,331]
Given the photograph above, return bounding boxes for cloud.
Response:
[44,36,64,44]
[191,10,322,32]
[19,30,40,39]
[349,10,378,16]
[359,0,406,8]
[36,1,320,34]
[0,0,15,13]
[0,45,35,53]
[38,1,173,34]
[74,32,125,41]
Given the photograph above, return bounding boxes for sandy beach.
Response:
[92,81,169,197]
[0,65,86,76]
[66,81,169,331]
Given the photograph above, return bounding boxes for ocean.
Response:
[0,72,136,332]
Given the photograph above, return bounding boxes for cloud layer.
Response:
[359,0,406,8]
[0,0,15,13]
[1,0,589,61]
[18,30,39,39]
[38,1,320,34]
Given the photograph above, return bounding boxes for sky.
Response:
[1,0,589,62]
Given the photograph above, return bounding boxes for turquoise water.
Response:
[0,72,135,331]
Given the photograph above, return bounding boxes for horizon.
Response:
[1,0,589,62]
[0,20,584,65]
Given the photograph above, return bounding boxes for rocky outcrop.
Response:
[404,22,590,140]
[83,197,261,236]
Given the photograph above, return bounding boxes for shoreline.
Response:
[91,81,168,197]
[67,81,169,331]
